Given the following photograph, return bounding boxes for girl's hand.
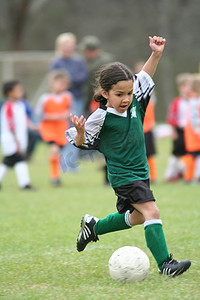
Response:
[149,36,166,54]
[70,113,86,133]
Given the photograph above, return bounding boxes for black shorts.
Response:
[172,128,186,156]
[3,153,25,167]
[113,179,155,214]
[144,130,156,157]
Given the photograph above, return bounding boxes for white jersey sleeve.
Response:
[133,70,155,112]
[65,107,107,150]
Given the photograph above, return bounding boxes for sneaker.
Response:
[21,184,37,191]
[77,214,99,252]
[160,254,191,277]
[51,178,61,186]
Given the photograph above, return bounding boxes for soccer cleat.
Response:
[160,254,191,277]
[77,214,99,252]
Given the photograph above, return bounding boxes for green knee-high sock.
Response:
[94,212,131,235]
[144,221,170,270]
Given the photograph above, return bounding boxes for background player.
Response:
[0,80,36,189]
[165,73,192,182]
[36,70,72,185]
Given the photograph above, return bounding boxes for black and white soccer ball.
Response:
[108,246,150,282]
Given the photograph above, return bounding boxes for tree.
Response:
[3,0,49,50]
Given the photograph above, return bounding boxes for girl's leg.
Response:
[14,161,31,188]
[77,210,144,252]
[49,143,60,184]
[128,209,145,225]
[133,201,169,270]
[77,201,191,276]
[0,163,8,184]
[94,209,144,236]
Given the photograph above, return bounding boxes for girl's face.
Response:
[102,80,133,113]
[51,78,69,94]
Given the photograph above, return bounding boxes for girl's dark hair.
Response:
[2,80,20,97]
[93,62,133,102]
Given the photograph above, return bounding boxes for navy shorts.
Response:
[113,179,155,214]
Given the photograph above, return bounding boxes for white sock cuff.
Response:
[125,210,132,227]
[144,219,162,228]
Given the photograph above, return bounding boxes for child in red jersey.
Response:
[165,73,192,182]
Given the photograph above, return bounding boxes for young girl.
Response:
[36,70,72,185]
[66,36,191,277]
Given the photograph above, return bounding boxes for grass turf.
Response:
[0,139,200,300]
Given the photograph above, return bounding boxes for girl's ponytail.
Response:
[93,89,107,102]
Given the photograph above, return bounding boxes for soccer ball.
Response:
[108,246,150,282]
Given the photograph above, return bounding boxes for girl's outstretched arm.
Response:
[70,113,86,146]
[142,36,166,78]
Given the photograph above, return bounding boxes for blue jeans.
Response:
[60,97,85,172]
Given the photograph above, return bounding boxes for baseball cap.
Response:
[80,35,101,50]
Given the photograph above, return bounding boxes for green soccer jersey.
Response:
[66,70,155,188]
[98,95,149,187]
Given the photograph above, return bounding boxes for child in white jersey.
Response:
[165,73,192,182]
[0,80,35,189]
[66,36,191,277]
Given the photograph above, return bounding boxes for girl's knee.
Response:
[129,210,145,226]
[132,201,160,221]
[151,206,160,219]
[143,203,160,220]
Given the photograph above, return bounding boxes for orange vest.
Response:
[143,100,155,133]
[184,98,200,152]
[40,92,72,146]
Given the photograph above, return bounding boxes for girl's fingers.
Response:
[82,118,86,127]
[79,115,86,127]
[70,114,86,129]
[152,36,166,45]
[79,115,84,123]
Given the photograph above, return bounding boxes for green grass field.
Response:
[0,138,200,300]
